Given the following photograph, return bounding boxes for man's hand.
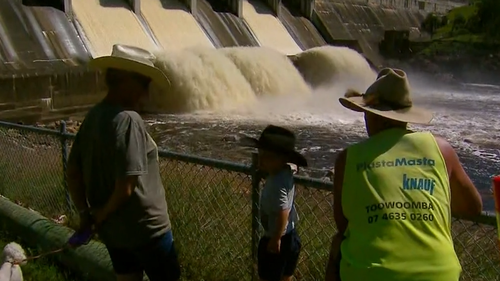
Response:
[267,237,281,254]
[78,210,93,232]
[92,208,109,227]
[68,210,94,248]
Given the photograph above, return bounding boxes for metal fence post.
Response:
[251,152,261,281]
[59,121,71,212]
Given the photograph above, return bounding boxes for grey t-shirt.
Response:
[68,100,170,249]
[260,166,298,237]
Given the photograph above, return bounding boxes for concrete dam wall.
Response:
[0,0,463,121]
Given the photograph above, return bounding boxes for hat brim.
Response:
[89,56,170,89]
[339,96,433,124]
[240,136,308,167]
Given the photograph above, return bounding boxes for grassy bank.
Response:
[418,2,500,59]
[0,128,498,280]
[0,233,81,281]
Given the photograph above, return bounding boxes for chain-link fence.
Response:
[0,121,498,280]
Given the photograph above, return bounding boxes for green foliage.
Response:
[435,0,500,40]
[421,13,447,36]
[474,0,500,37]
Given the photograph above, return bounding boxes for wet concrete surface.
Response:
[0,1,89,75]
[279,1,326,50]
[195,0,260,47]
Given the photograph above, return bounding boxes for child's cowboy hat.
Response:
[240,125,308,167]
[88,44,169,88]
[339,68,433,124]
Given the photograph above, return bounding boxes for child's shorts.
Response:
[258,229,301,281]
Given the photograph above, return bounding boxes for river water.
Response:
[144,78,500,211]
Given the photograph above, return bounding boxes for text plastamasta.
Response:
[365,201,435,214]
[356,157,435,172]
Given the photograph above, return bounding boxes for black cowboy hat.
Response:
[240,125,308,167]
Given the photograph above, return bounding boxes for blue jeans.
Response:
[106,230,181,281]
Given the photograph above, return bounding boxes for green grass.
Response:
[0,129,498,280]
[0,232,81,281]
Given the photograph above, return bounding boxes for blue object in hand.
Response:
[68,229,93,247]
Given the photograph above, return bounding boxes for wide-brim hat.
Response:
[240,125,308,167]
[88,44,170,89]
[339,68,433,124]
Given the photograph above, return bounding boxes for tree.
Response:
[474,0,500,37]
[421,13,441,37]
[451,14,466,35]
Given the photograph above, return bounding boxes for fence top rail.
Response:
[0,121,63,137]
[0,121,496,225]
[455,211,497,226]
[295,175,333,191]
[158,149,251,174]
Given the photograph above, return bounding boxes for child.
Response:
[241,125,308,281]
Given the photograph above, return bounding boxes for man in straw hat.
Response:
[240,125,307,281]
[67,44,179,281]
[325,68,482,281]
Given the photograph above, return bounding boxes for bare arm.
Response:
[435,136,483,218]
[100,176,138,219]
[325,149,348,281]
[67,132,89,213]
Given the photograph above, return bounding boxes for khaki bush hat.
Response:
[339,68,433,124]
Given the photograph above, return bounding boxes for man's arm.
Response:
[435,136,483,218]
[67,132,89,213]
[98,176,139,222]
[325,149,348,281]
[97,113,148,222]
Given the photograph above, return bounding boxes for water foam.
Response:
[408,85,500,163]
[144,45,376,117]
[221,47,311,97]
[220,46,377,124]
[147,47,256,113]
[290,46,376,89]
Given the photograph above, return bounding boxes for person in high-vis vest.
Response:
[325,68,483,281]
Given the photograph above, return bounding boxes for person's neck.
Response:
[104,91,130,108]
[369,125,407,137]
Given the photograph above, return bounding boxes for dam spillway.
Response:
[140,0,214,50]
[241,0,302,55]
[71,0,156,57]
[0,0,89,75]
[194,0,260,47]
[279,0,327,50]
[0,0,465,121]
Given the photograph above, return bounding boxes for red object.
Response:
[494,176,500,254]
[494,176,500,213]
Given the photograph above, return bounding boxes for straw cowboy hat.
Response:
[88,44,169,87]
[339,68,433,124]
[240,125,308,167]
